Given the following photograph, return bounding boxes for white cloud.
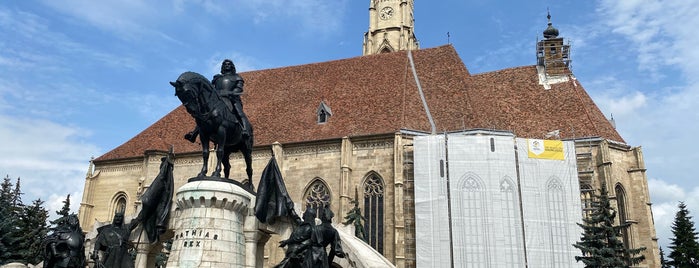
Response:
[598,0,699,80]
[648,178,699,250]
[46,191,83,221]
[0,115,99,216]
[588,77,648,117]
[0,6,143,74]
[205,52,262,75]
[590,0,699,251]
[39,0,156,40]
[174,0,347,35]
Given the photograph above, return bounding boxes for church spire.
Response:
[363,0,419,55]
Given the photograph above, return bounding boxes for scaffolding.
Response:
[537,37,572,75]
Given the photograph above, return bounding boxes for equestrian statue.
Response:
[170,59,255,192]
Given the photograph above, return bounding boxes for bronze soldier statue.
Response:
[343,190,367,242]
[319,205,346,265]
[92,212,141,268]
[276,207,317,268]
[43,214,86,268]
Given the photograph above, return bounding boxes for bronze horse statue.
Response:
[171,71,255,191]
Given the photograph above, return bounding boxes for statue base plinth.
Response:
[187,176,255,194]
[166,178,255,267]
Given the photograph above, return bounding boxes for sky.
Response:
[1,0,697,253]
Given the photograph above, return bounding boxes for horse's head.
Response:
[171,71,211,115]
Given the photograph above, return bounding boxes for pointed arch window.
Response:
[580,183,594,218]
[546,178,568,267]
[363,172,385,253]
[110,192,128,220]
[303,178,331,217]
[500,177,523,266]
[615,183,632,262]
[454,174,489,266]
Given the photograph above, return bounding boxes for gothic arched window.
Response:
[363,172,385,253]
[500,177,523,266]
[454,174,489,266]
[546,178,568,267]
[111,192,128,220]
[303,178,331,217]
[615,183,631,261]
[580,183,594,218]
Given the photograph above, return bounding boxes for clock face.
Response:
[380,7,394,20]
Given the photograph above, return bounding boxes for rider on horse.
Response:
[185,59,250,143]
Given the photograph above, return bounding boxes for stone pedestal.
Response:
[166,178,254,267]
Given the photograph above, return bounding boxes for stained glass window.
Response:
[363,173,384,254]
[615,184,632,264]
[304,178,331,217]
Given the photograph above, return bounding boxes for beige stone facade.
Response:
[79,133,659,268]
[80,133,414,267]
[576,138,659,268]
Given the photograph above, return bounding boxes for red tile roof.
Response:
[96,45,622,161]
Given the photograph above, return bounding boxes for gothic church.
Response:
[78,1,659,267]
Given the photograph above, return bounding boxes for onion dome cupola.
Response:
[543,11,560,39]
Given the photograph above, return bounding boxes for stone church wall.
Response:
[79,133,658,268]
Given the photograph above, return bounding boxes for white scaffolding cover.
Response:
[413,135,583,268]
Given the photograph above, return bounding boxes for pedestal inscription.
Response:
[166,178,254,268]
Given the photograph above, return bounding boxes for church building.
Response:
[78,1,659,267]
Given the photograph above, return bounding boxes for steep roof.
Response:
[96,45,622,161]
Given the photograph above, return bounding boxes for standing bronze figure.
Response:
[92,212,140,268]
[137,151,175,243]
[43,214,85,268]
[171,64,255,191]
[92,152,174,268]
[343,189,367,242]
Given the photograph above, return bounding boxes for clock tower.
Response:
[363,0,419,55]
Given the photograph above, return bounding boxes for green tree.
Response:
[659,246,671,268]
[668,202,699,267]
[50,194,71,226]
[573,185,645,267]
[0,176,23,264]
[17,199,49,265]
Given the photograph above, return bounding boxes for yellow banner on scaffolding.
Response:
[527,139,564,160]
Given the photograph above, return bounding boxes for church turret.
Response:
[536,11,571,76]
[363,0,419,55]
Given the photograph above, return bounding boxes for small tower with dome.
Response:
[536,11,571,76]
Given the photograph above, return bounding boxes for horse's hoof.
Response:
[244,182,255,193]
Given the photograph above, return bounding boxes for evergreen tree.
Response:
[659,246,671,268]
[668,202,699,267]
[0,176,23,264]
[11,177,22,207]
[573,185,645,267]
[17,199,49,265]
[51,194,71,226]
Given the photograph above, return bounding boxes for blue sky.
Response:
[1,0,697,252]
